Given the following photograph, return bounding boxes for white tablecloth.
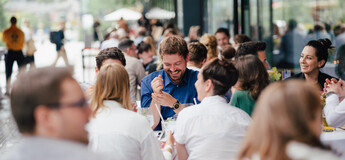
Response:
[321,129,345,156]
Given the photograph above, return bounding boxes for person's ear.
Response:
[95,66,99,74]
[34,105,56,135]
[318,59,326,68]
[186,54,189,63]
[205,79,213,92]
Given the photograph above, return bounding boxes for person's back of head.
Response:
[91,63,131,117]
[222,45,236,60]
[200,34,218,60]
[159,35,189,59]
[96,47,126,71]
[288,19,297,31]
[188,42,207,67]
[236,41,266,57]
[118,39,134,51]
[238,80,325,160]
[234,34,251,44]
[137,42,152,54]
[10,16,17,25]
[314,23,325,32]
[201,58,238,96]
[235,55,269,100]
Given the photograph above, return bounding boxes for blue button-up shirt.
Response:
[141,68,199,130]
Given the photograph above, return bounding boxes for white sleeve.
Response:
[324,94,345,127]
[140,132,165,160]
[173,111,187,144]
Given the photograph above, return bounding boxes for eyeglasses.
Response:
[48,98,89,109]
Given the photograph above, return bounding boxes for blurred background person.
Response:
[305,23,331,43]
[233,34,251,50]
[137,42,156,74]
[279,19,306,70]
[236,41,270,69]
[200,34,218,61]
[21,19,36,69]
[237,80,339,160]
[2,16,25,95]
[214,27,231,51]
[187,42,207,71]
[52,22,69,66]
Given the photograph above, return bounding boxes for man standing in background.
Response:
[2,16,25,95]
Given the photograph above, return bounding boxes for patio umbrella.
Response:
[104,8,141,21]
[145,7,175,19]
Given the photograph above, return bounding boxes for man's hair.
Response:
[188,42,207,65]
[202,58,238,95]
[215,27,230,37]
[96,47,126,70]
[137,42,152,54]
[10,67,73,133]
[118,39,134,51]
[222,45,236,60]
[236,41,267,58]
[10,16,17,24]
[234,34,251,43]
[288,19,297,30]
[159,35,189,59]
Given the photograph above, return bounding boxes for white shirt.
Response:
[324,94,345,127]
[187,66,201,71]
[174,96,251,160]
[124,54,146,102]
[88,100,164,160]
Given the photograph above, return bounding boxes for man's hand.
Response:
[152,91,176,108]
[151,75,163,93]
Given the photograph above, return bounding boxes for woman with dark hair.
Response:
[237,80,339,160]
[230,55,269,116]
[289,38,336,90]
[174,58,251,160]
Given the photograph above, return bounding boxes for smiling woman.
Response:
[287,38,336,91]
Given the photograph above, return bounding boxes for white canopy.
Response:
[104,8,141,21]
[145,7,175,19]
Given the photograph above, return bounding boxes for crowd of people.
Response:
[1,15,345,160]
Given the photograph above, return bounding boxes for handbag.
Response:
[25,39,36,56]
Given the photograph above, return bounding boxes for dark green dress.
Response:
[230,90,255,116]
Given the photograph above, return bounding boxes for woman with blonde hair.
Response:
[88,63,165,160]
[237,80,339,160]
[200,34,218,60]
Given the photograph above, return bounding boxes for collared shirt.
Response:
[141,68,199,130]
[88,100,164,160]
[2,25,25,51]
[174,96,251,160]
[288,71,336,91]
[1,136,108,160]
[124,53,146,102]
[324,94,345,127]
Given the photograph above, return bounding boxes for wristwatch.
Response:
[172,100,180,110]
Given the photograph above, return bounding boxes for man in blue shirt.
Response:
[141,36,199,130]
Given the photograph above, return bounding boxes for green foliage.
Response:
[269,67,282,82]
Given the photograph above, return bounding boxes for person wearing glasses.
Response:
[2,67,107,160]
[88,63,165,160]
[118,39,146,103]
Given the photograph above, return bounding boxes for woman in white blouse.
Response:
[174,58,251,160]
[88,63,165,160]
